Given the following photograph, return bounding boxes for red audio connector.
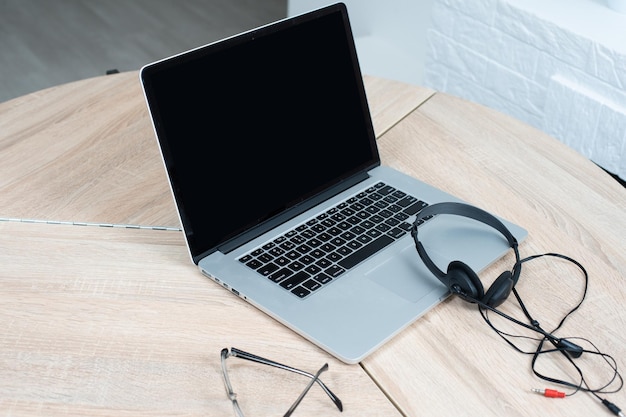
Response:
[531,388,566,398]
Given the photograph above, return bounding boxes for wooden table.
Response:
[1,71,624,416]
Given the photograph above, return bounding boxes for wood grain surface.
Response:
[0,71,433,228]
[0,72,624,416]
[0,222,399,416]
[366,92,626,416]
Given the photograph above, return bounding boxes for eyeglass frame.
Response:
[220,347,343,417]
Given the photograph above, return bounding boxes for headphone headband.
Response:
[411,202,521,291]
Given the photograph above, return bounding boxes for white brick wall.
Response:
[424,0,626,180]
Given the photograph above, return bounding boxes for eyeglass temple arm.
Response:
[283,363,328,417]
[220,349,246,417]
[230,347,343,411]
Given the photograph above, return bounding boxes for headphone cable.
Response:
[462,253,624,415]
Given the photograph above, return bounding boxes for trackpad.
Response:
[365,242,446,303]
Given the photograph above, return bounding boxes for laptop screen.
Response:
[141,4,379,262]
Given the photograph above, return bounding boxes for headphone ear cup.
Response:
[483,271,514,308]
[447,261,484,301]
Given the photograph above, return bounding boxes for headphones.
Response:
[411,202,521,308]
[410,203,625,412]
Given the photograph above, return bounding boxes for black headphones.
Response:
[411,202,521,308]
[410,203,626,412]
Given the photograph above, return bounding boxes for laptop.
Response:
[140,2,527,364]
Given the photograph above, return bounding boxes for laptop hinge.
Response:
[216,171,371,255]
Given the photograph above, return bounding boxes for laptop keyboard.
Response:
[238,182,432,299]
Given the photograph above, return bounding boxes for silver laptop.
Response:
[140,3,527,363]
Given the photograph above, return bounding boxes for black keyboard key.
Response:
[313,272,333,285]
[258,263,279,276]
[387,204,403,213]
[313,272,333,284]
[346,216,361,225]
[356,234,372,244]
[268,247,285,257]
[291,286,311,298]
[383,195,399,204]
[340,231,356,241]
[291,235,306,244]
[387,227,407,239]
[317,232,333,242]
[304,264,322,275]
[378,185,395,195]
[336,246,353,256]
[321,219,335,227]
[336,221,352,230]
[296,244,312,254]
[338,235,394,269]
[299,255,315,265]
[368,228,384,237]
[308,237,323,248]
[369,214,384,224]
[316,258,332,269]
[257,253,273,263]
[347,240,362,250]
[290,261,305,271]
[326,252,342,262]
[397,195,417,207]
[280,271,310,290]
[341,207,355,216]
[246,259,262,269]
[404,200,428,215]
[280,241,296,250]
[325,265,346,278]
[398,222,412,231]
[320,243,336,253]
[330,213,346,222]
[269,268,293,283]
[327,226,342,236]
[351,225,366,235]
[378,209,393,218]
[303,279,322,292]
[385,217,401,227]
[394,212,409,221]
[350,202,364,211]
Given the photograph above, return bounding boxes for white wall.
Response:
[424,0,626,179]
[288,0,436,86]
[288,0,626,180]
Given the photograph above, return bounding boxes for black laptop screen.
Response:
[141,4,379,262]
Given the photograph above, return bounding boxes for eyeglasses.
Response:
[220,347,343,416]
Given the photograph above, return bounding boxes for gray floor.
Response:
[0,0,286,103]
